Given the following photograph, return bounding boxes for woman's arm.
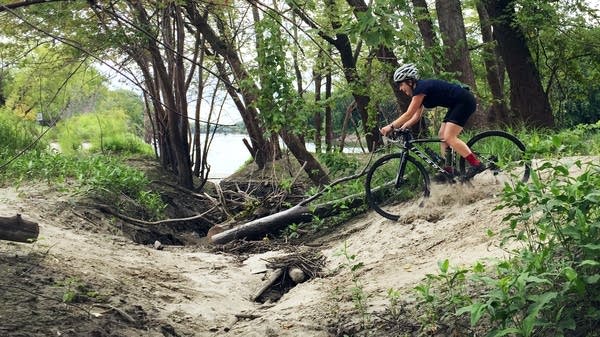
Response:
[380,94,425,136]
[401,104,424,129]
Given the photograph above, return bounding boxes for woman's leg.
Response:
[442,122,483,171]
[438,123,449,155]
[440,122,471,157]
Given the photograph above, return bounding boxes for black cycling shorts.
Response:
[443,90,477,127]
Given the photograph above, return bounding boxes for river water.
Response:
[203,133,251,179]
[204,133,364,179]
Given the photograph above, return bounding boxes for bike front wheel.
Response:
[365,153,430,221]
[460,130,530,185]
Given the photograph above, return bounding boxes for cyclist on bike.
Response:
[380,63,486,180]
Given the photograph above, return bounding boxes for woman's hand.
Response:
[380,124,393,136]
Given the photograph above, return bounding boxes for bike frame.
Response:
[394,134,456,186]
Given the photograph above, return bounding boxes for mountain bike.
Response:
[365,129,531,221]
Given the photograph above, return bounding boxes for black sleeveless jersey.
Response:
[413,79,470,109]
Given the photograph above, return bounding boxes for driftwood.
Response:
[251,268,285,302]
[210,192,364,244]
[210,159,373,245]
[0,214,39,243]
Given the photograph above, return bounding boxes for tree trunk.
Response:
[280,130,330,186]
[210,191,364,244]
[435,0,476,87]
[293,1,379,152]
[435,0,486,128]
[313,51,323,153]
[0,214,39,243]
[131,2,194,189]
[325,54,334,152]
[411,0,442,72]
[484,0,554,128]
[185,3,275,168]
[476,2,510,126]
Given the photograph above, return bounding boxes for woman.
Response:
[380,63,485,180]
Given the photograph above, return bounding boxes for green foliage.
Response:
[318,150,360,176]
[335,241,371,328]
[410,158,600,336]
[50,109,153,156]
[513,1,600,127]
[56,277,99,304]
[414,260,472,333]
[0,107,46,155]
[521,122,600,157]
[94,89,145,137]
[456,160,600,336]
[253,9,308,135]
[0,151,165,220]
[3,46,105,123]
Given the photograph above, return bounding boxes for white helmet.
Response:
[393,63,419,83]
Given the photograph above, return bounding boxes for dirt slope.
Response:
[1,158,592,337]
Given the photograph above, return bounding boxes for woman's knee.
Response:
[438,125,446,140]
[444,135,461,147]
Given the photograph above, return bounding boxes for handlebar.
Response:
[387,128,413,142]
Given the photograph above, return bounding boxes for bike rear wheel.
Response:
[460,130,530,185]
[365,153,430,221]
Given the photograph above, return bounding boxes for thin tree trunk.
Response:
[132,2,193,188]
[280,130,330,186]
[185,3,274,168]
[314,51,323,153]
[435,0,487,129]
[411,0,442,73]
[325,52,334,152]
[476,2,510,125]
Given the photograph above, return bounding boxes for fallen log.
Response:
[0,214,39,243]
[209,155,374,245]
[210,205,312,244]
[210,191,364,244]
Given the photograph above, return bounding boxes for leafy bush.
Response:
[0,151,165,220]
[50,109,153,156]
[318,150,360,176]
[521,121,600,157]
[0,108,46,155]
[457,160,600,336]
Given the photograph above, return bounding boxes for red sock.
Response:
[443,166,454,173]
[465,153,481,166]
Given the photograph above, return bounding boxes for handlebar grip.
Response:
[389,128,412,140]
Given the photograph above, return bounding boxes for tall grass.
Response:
[513,121,600,157]
[0,109,164,220]
[0,151,165,220]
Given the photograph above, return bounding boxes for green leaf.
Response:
[584,274,600,284]
[563,266,578,281]
[457,302,487,326]
[351,262,364,272]
[578,259,600,266]
[487,327,521,337]
[438,259,450,274]
[584,192,600,202]
[522,292,557,337]
[582,244,600,251]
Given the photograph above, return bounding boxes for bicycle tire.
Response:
[460,130,530,184]
[365,153,430,221]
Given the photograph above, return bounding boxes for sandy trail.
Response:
[2,157,595,336]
